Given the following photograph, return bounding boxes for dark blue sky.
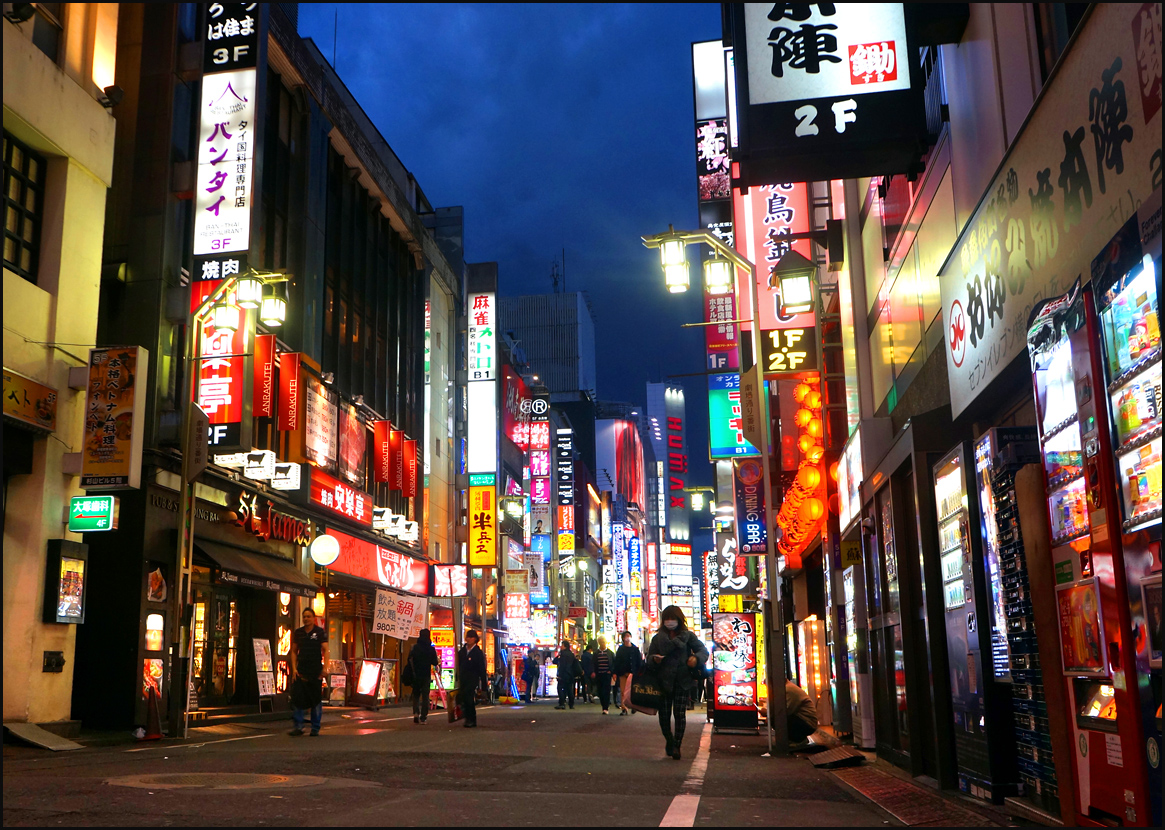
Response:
[299,3,721,494]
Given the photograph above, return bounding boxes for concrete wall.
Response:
[3,10,117,726]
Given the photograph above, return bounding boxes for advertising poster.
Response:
[712,612,758,711]
[732,458,767,554]
[1056,581,1106,675]
[81,346,147,489]
[56,557,85,619]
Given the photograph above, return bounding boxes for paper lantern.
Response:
[797,466,821,490]
[793,383,811,403]
[807,418,823,438]
[795,408,812,428]
[806,391,822,410]
[799,498,824,523]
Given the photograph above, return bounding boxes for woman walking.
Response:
[613,630,643,715]
[646,605,708,760]
[593,636,616,714]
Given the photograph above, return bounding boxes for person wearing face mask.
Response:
[646,606,708,760]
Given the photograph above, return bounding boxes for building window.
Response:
[31,3,64,64]
[1032,4,1089,84]
[3,132,46,284]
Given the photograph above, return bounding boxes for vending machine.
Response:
[1027,267,1155,826]
[933,442,1017,802]
[1089,202,1161,827]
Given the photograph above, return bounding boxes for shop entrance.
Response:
[191,579,240,706]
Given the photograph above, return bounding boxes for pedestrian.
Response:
[785,680,820,749]
[407,629,439,724]
[522,647,541,703]
[288,607,328,737]
[457,630,487,728]
[613,630,644,716]
[553,641,579,709]
[646,605,708,760]
[593,636,616,714]
[579,641,595,703]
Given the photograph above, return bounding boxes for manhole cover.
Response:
[108,773,327,790]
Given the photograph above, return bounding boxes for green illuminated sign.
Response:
[707,373,759,459]
[68,496,119,532]
[469,473,496,487]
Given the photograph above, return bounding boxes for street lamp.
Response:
[703,254,733,295]
[171,269,288,738]
[770,249,817,316]
[642,225,788,755]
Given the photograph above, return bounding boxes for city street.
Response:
[2,703,994,828]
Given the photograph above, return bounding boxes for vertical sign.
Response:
[703,551,719,626]
[555,426,574,559]
[733,457,768,554]
[530,390,551,541]
[402,439,418,499]
[467,292,496,381]
[712,611,758,712]
[664,391,689,542]
[388,428,403,491]
[707,373,760,458]
[81,347,148,490]
[252,334,274,418]
[277,351,299,431]
[373,421,392,483]
[733,182,814,334]
[192,280,247,449]
[468,484,497,568]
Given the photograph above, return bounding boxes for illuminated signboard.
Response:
[760,327,818,376]
[505,592,531,620]
[309,467,372,527]
[555,428,574,506]
[733,182,814,335]
[732,458,768,554]
[467,292,496,381]
[68,496,120,533]
[466,382,497,474]
[663,390,689,541]
[193,67,258,257]
[433,564,468,598]
[703,551,719,626]
[327,527,429,595]
[468,485,497,567]
[707,373,759,459]
[837,430,864,531]
[712,612,758,713]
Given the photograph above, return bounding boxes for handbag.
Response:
[629,668,664,716]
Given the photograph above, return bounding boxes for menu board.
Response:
[712,612,758,712]
[253,637,275,696]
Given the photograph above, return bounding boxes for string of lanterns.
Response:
[775,381,827,567]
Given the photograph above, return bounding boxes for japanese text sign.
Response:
[708,373,760,458]
[941,3,1163,417]
[194,68,257,256]
[81,347,147,490]
[433,564,468,598]
[716,530,753,595]
[467,292,496,381]
[468,484,497,567]
[202,2,261,72]
[309,467,372,527]
[506,593,531,620]
[712,612,758,711]
[373,588,428,640]
[733,182,814,333]
[328,528,429,595]
[3,369,56,433]
[190,281,246,449]
[68,495,119,532]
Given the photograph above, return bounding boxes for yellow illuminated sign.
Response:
[468,485,497,567]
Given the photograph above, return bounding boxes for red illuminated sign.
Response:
[277,352,300,431]
[373,420,392,483]
[433,564,468,598]
[326,527,429,595]
[505,593,531,620]
[253,334,275,418]
[557,504,574,533]
[733,183,814,333]
[402,439,417,499]
[712,612,758,711]
[192,280,245,432]
[309,467,372,527]
[388,429,403,491]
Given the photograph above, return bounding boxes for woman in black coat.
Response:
[407,629,440,724]
[646,605,708,760]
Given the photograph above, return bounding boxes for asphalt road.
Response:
[3,701,898,827]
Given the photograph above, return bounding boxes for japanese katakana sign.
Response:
[707,372,760,458]
[940,3,1161,417]
[81,347,148,490]
[467,292,496,381]
[193,68,257,257]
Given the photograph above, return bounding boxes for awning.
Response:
[194,538,319,598]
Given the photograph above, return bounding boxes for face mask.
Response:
[664,620,679,630]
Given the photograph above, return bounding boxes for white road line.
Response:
[125,733,276,752]
[660,722,712,827]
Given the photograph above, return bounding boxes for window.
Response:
[3,132,46,283]
[31,3,63,64]
[1033,4,1089,84]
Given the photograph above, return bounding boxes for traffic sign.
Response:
[68,495,119,532]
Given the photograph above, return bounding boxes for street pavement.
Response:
[4,700,930,827]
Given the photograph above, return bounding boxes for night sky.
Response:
[298,3,721,499]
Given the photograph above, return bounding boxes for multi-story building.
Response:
[60,2,461,731]
[3,2,120,737]
[498,292,596,401]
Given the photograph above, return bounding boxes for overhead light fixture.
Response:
[703,255,733,295]
[212,299,239,332]
[99,85,124,108]
[260,283,287,327]
[236,274,263,308]
[4,3,36,23]
[309,534,340,567]
[658,231,690,294]
[771,249,816,316]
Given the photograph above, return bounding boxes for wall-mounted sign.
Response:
[81,346,148,490]
[327,527,429,595]
[732,458,767,554]
[555,428,574,506]
[402,439,418,499]
[304,376,337,466]
[3,369,57,433]
[467,292,496,381]
[270,462,302,492]
[715,530,753,594]
[277,352,299,431]
[760,327,818,376]
[734,182,815,333]
[466,381,497,474]
[243,449,276,481]
[468,484,497,567]
[68,496,119,533]
[309,467,372,527]
[44,539,88,624]
[191,280,247,450]
[708,373,759,458]
[729,3,927,185]
[253,334,275,418]
[433,564,468,598]
[505,592,531,620]
[940,3,1162,417]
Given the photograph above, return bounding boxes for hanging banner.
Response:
[402,439,418,499]
[733,458,768,554]
[373,420,392,483]
[373,588,425,640]
[81,346,148,490]
[253,334,275,418]
[388,429,403,491]
[277,351,299,431]
[468,484,497,567]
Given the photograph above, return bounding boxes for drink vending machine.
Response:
[933,442,1017,802]
[1026,258,1156,825]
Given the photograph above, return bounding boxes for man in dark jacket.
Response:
[457,630,487,728]
[522,647,541,703]
[553,642,579,709]
[407,629,440,724]
[579,641,596,703]
[593,636,616,714]
[613,630,644,715]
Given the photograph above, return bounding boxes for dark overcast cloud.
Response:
[299,3,721,497]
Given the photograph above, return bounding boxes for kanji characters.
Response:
[1088,57,1134,194]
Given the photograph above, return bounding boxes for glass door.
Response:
[194,587,239,706]
[871,485,908,759]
